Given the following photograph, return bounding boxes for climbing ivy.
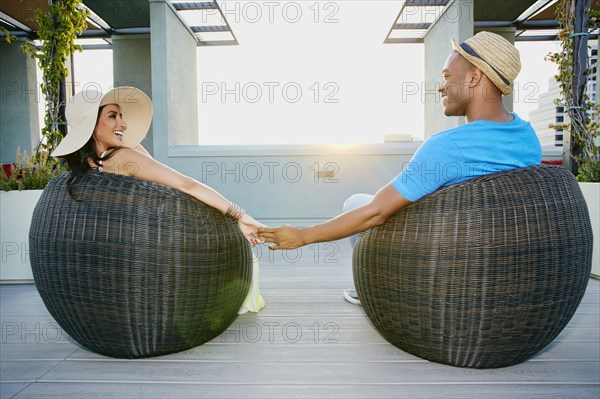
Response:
[546,0,600,182]
[1,27,17,43]
[21,0,89,156]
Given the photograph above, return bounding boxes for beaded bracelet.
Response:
[225,202,245,221]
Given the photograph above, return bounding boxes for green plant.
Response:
[0,148,64,191]
[546,0,600,182]
[0,27,17,43]
[20,0,89,155]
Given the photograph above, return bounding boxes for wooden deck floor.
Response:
[1,239,599,399]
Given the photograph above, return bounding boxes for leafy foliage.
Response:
[1,27,17,43]
[20,0,89,155]
[546,0,600,182]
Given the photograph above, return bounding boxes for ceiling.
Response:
[1,0,598,47]
[385,0,599,44]
[0,0,238,46]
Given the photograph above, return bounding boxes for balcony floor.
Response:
[1,239,599,399]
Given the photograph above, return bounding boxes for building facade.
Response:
[529,41,598,148]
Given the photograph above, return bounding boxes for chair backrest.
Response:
[354,165,593,368]
[30,171,252,358]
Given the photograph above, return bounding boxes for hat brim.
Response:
[451,39,512,95]
[52,86,153,157]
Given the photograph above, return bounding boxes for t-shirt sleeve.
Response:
[391,134,462,202]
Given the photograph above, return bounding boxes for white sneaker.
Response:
[343,289,361,306]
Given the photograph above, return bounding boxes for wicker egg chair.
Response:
[29,171,252,358]
[353,165,593,369]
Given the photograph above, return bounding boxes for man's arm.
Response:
[257,184,411,250]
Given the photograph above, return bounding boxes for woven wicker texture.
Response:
[29,172,252,358]
[353,165,593,368]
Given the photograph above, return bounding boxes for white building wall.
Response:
[529,78,563,148]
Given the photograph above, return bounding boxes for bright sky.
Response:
[69,0,560,145]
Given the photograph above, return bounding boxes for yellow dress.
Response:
[238,254,265,314]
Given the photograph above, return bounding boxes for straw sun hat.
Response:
[451,31,521,95]
[52,86,153,157]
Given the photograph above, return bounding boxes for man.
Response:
[257,31,542,305]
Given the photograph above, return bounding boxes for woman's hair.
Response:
[61,106,118,198]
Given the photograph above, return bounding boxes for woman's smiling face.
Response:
[93,104,128,152]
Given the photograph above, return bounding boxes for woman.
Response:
[53,86,265,313]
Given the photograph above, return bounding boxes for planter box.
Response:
[0,190,43,283]
[580,182,600,279]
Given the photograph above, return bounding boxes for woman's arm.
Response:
[257,184,411,250]
[105,149,264,244]
[132,144,152,158]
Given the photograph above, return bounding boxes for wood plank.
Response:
[533,342,600,361]
[0,317,74,344]
[583,279,599,292]
[0,360,62,382]
[68,343,420,362]
[0,302,53,317]
[555,326,600,342]
[568,311,600,327]
[37,360,600,384]
[580,292,599,304]
[251,245,353,268]
[0,343,80,360]
[0,382,31,399]
[249,303,366,317]
[65,341,600,363]
[12,382,600,399]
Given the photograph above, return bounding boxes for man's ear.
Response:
[468,67,484,87]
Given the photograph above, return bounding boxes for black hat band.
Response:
[459,42,511,86]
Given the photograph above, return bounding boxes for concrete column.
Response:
[423,0,474,138]
[0,40,40,163]
[112,35,154,155]
[149,0,199,163]
[477,27,517,113]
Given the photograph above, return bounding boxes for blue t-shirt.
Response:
[391,113,542,202]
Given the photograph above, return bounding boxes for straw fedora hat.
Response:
[451,31,521,95]
[52,86,153,157]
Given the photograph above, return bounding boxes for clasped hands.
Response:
[239,218,305,250]
[256,225,305,250]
